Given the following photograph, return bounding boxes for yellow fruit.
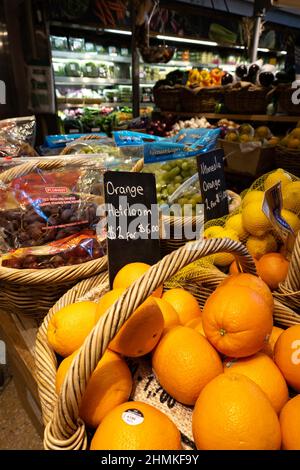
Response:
[255,126,272,139]
[204,225,225,238]
[224,352,289,414]
[212,228,240,267]
[47,301,98,357]
[246,233,277,260]
[90,401,182,450]
[154,298,180,333]
[287,138,300,149]
[56,350,132,428]
[113,262,163,298]
[162,288,202,325]
[281,209,300,234]
[280,395,300,450]
[225,213,248,241]
[264,169,292,191]
[291,128,300,139]
[242,201,271,237]
[282,181,300,214]
[152,326,222,405]
[242,190,264,208]
[192,373,281,450]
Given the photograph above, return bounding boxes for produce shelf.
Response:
[159,112,300,123]
[55,77,156,86]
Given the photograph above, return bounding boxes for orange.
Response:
[256,253,289,290]
[229,258,259,275]
[274,325,300,392]
[192,373,281,450]
[113,262,163,298]
[218,273,274,311]
[154,298,180,334]
[162,288,202,325]
[96,290,164,357]
[280,395,300,450]
[152,326,222,405]
[56,350,132,428]
[262,326,284,357]
[224,352,289,414]
[47,301,98,357]
[202,285,273,358]
[90,401,182,450]
[186,317,205,336]
[109,297,164,357]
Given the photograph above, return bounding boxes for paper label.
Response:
[122,409,144,426]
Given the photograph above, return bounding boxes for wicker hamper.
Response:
[153,86,183,112]
[35,236,300,450]
[181,86,224,113]
[224,83,272,114]
[275,146,300,178]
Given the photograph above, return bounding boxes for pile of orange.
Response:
[47,265,300,451]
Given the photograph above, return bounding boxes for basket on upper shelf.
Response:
[180,85,224,113]
[153,85,183,112]
[224,82,273,115]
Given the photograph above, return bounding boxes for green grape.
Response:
[193,194,202,203]
[178,197,189,206]
[174,183,181,189]
[162,163,172,171]
[168,185,175,195]
[170,167,181,177]
[174,175,183,184]
[181,161,190,171]
[190,198,197,207]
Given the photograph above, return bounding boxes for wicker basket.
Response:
[181,86,224,113]
[277,85,300,116]
[35,236,300,450]
[60,134,106,156]
[224,84,272,114]
[275,145,300,178]
[153,86,183,112]
[0,157,108,320]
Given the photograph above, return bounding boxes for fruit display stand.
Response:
[35,237,300,450]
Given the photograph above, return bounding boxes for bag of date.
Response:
[0,158,105,252]
[1,230,105,269]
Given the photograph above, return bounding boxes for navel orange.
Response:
[274,324,300,392]
[223,352,289,413]
[202,285,273,357]
[256,253,289,290]
[56,350,132,428]
[113,262,163,298]
[192,373,281,450]
[47,301,98,357]
[280,395,300,450]
[262,325,284,358]
[218,272,274,311]
[185,317,205,336]
[152,326,222,405]
[90,401,182,450]
[154,298,180,334]
[162,288,202,325]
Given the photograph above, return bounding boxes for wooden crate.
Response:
[0,311,42,437]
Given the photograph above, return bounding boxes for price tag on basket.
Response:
[103,171,161,288]
[197,148,229,221]
[262,182,296,255]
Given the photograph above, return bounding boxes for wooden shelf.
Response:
[159,112,300,122]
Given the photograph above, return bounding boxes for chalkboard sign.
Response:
[104,171,161,288]
[197,149,229,221]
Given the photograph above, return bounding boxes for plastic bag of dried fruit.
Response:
[0,115,38,157]
[0,155,118,255]
[0,230,105,269]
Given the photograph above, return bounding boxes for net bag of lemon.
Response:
[203,168,300,313]
[35,232,300,451]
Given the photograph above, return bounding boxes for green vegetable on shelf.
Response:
[64,62,82,77]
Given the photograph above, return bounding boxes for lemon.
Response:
[204,225,225,239]
[246,234,277,260]
[264,169,292,191]
[242,202,271,237]
[225,213,248,241]
[213,228,239,267]
[282,182,300,214]
[242,190,265,208]
[281,209,300,234]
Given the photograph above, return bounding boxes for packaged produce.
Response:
[63,138,143,163]
[113,130,164,147]
[69,37,85,53]
[0,116,38,157]
[64,62,82,78]
[50,36,68,51]
[144,129,221,206]
[81,62,99,78]
[0,157,115,253]
[1,230,105,269]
